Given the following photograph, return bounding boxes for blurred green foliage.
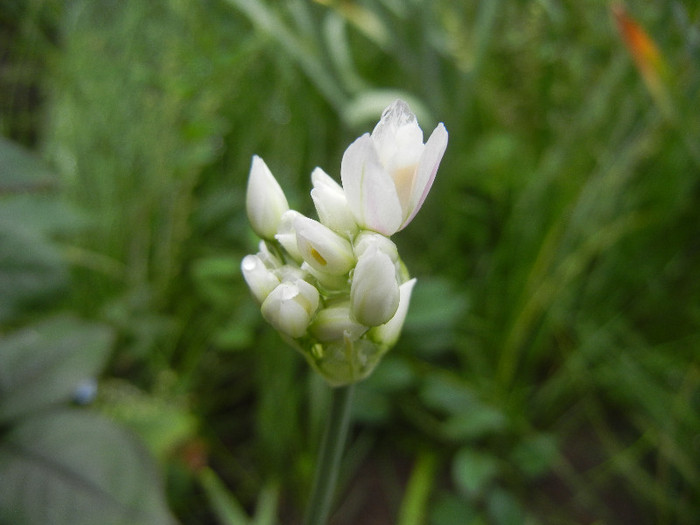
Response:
[1,0,699,524]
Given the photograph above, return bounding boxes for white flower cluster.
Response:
[242,100,447,386]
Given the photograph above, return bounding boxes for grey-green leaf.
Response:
[0,222,69,323]
[0,409,176,525]
[0,316,114,422]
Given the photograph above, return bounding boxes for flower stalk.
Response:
[303,384,355,525]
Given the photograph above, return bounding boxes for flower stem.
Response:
[303,384,355,525]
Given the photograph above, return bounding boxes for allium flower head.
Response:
[241,100,447,386]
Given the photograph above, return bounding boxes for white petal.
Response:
[341,134,372,222]
[241,254,280,303]
[370,278,417,347]
[310,167,357,235]
[310,302,368,342]
[371,100,424,171]
[295,278,320,313]
[294,215,355,275]
[275,210,304,262]
[350,246,400,326]
[311,166,342,192]
[400,123,447,230]
[341,134,403,236]
[353,231,399,262]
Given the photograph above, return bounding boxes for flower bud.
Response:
[370,278,416,347]
[246,155,289,239]
[350,246,399,326]
[261,279,319,338]
[241,254,281,303]
[295,216,355,276]
[353,231,399,262]
[310,302,368,342]
[310,167,357,236]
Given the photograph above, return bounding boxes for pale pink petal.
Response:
[341,134,403,236]
[400,123,448,230]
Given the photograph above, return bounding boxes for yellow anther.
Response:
[310,247,327,266]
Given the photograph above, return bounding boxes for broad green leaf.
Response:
[0,409,175,525]
[0,221,68,322]
[0,316,114,423]
[452,448,499,498]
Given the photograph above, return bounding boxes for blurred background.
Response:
[1,0,699,524]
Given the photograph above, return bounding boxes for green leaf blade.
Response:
[0,316,114,423]
[0,410,175,525]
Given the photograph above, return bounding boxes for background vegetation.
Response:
[1,0,698,524]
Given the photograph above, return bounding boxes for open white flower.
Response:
[341,100,448,236]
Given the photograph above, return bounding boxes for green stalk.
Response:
[303,384,355,525]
